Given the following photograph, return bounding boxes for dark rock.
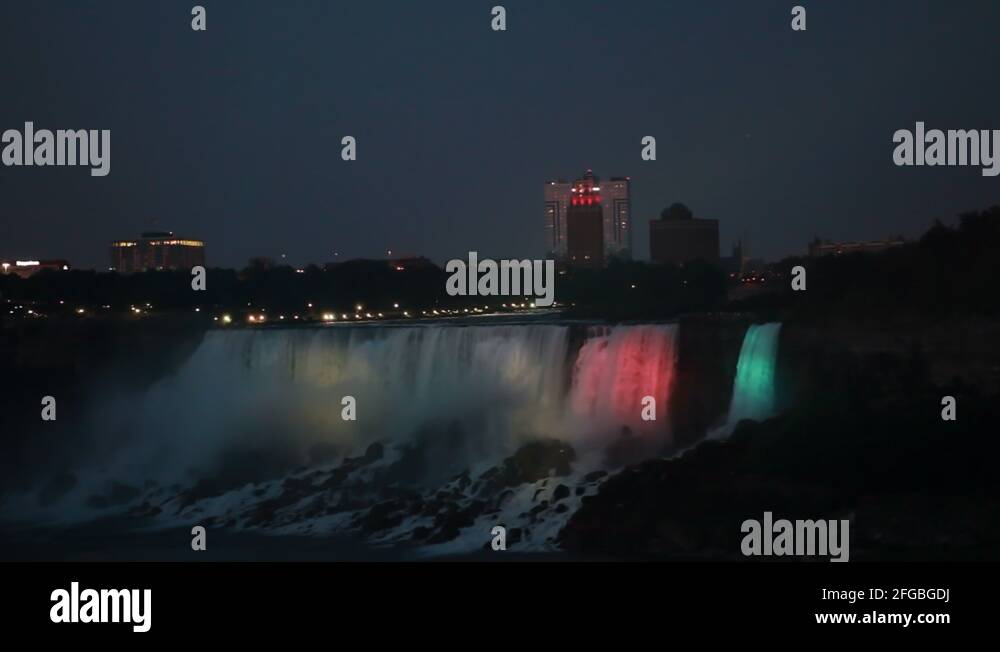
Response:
[357,499,406,534]
[427,525,461,544]
[452,470,472,490]
[474,440,577,499]
[528,501,549,518]
[509,440,576,481]
[604,427,660,469]
[363,441,384,464]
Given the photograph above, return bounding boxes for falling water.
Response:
[726,322,783,426]
[5,322,681,520]
[569,324,678,436]
[80,325,573,488]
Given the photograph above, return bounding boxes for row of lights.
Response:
[213,301,548,326]
[4,298,546,324]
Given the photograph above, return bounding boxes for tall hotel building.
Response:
[110,231,206,273]
[545,170,631,263]
[566,170,604,267]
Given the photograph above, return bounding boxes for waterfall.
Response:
[569,324,678,436]
[725,322,783,426]
[18,322,679,514]
[75,325,568,488]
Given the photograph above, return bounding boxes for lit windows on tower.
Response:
[545,171,630,263]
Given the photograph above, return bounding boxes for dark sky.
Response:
[1,0,998,269]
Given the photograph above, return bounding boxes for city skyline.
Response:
[3,1,1000,270]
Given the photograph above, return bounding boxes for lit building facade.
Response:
[0,259,71,278]
[545,170,631,261]
[601,176,632,259]
[110,231,206,273]
[566,170,605,267]
[544,179,572,258]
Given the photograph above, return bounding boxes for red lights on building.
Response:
[566,170,605,267]
[545,170,631,261]
[570,176,601,207]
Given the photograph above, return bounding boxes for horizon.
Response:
[4,1,1000,268]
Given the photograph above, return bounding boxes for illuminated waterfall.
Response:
[569,325,678,436]
[4,322,685,522]
[49,324,676,491]
[726,322,782,426]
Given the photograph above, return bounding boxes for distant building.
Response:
[0,259,71,278]
[110,231,205,273]
[649,206,719,265]
[808,237,906,257]
[546,169,631,261]
[544,179,572,258]
[601,177,632,260]
[566,170,605,267]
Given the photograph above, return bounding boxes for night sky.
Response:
[1,0,998,269]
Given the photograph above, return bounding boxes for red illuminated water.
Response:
[569,325,678,436]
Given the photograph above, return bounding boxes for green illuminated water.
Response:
[727,323,782,425]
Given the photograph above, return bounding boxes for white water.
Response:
[9,323,681,521]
